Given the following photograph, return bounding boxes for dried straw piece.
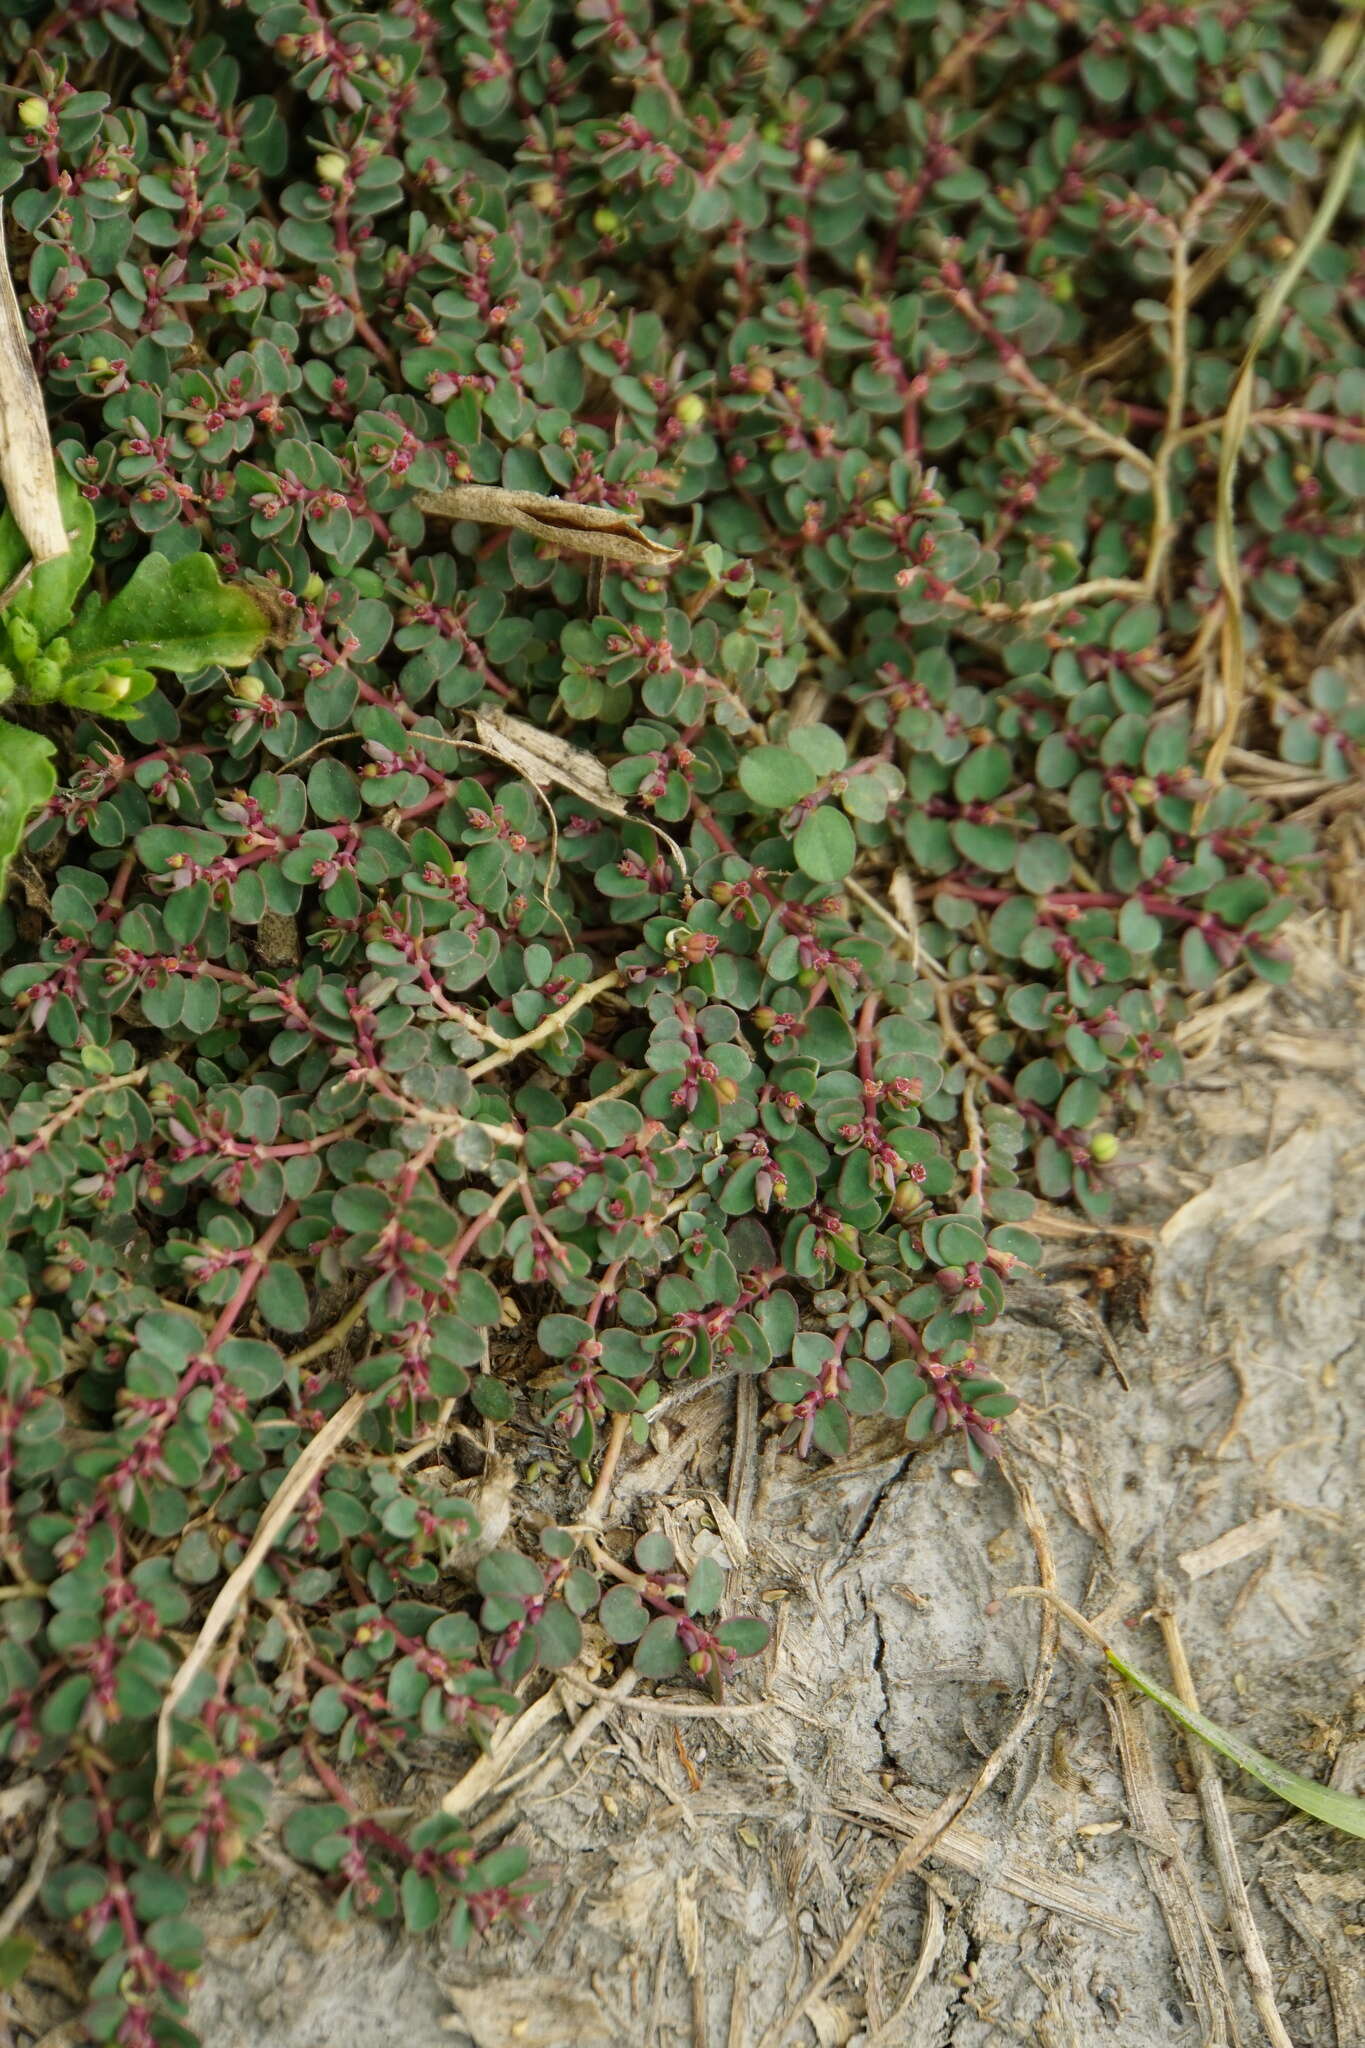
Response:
[152,1390,365,1817]
[0,202,70,566]
[415,484,681,569]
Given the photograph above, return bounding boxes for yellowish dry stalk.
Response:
[0,202,70,571]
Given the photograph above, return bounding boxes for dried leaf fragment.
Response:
[415,484,681,569]
[0,203,69,566]
[467,706,688,875]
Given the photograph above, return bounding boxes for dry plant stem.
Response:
[1103,1679,1238,2048]
[862,1883,946,2048]
[441,1686,563,1817]
[281,1289,372,1374]
[842,874,920,959]
[557,1670,789,1720]
[1206,65,1365,781]
[1154,1585,1296,2048]
[466,969,621,1078]
[755,1456,1059,2048]
[152,1390,365,1817]
[0,202,70,563]
[473,1666,640,1839]
[726,1966,749,2048]
[581,1411,631,1526]
[0,1801,61,1944]
[829,1783,1133,1933]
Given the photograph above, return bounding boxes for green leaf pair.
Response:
[0,475,271,895]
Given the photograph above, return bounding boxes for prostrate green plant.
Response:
[0,475,269,888]
[0,3,1360,2042]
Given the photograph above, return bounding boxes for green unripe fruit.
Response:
[229,674,266,704]
[1089,1132,1119,1164]
[316,153,349,186]
[592,207,620,235]
[674,393,707,427]
[88,356,111,375]
[870,498,899,522]
[184,423,211,448]
[17,97,50,130]
[302,572,326,602]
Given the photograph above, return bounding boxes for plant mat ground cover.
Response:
[0,2,1363,2045]
[127,920,1365,2048]
[167,914,1359,2048]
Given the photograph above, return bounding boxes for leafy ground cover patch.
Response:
[0,2,1360,2040]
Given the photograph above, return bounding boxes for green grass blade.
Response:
[1107,1648,1365,1839]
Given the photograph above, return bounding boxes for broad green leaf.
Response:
[599,1584,649,1644]
[739,744,817,809]
[401,1869,442,1934]
[1,474,95,644]
[714,1617,770,1657]
[685,1554,724,1616]
[633,1614,687,1677]
[533,1599,583,1669]
[1109,1649,1365,1839]
[66,550,270,675]
[0,717,56,897]
[794,805,856,884]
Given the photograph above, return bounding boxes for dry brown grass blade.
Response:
[716,1781,1134,1932]
[862,1882,946,2048]
[0,1801,61,1945]
[1205,42,1365,783]
[473,1667,640,1839]
[415,484,681,569]
[153,1391,365,1815]
[1258,1866,1363,2048]
[726,1963,749,2048]
[1102,1677,1239,2047]
[1154,1584,1297,2048]
[676,1871,707,2048]
[441,1686,565,1818]
[0,202,69,567]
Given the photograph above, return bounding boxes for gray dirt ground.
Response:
[10,919,1361,2048]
